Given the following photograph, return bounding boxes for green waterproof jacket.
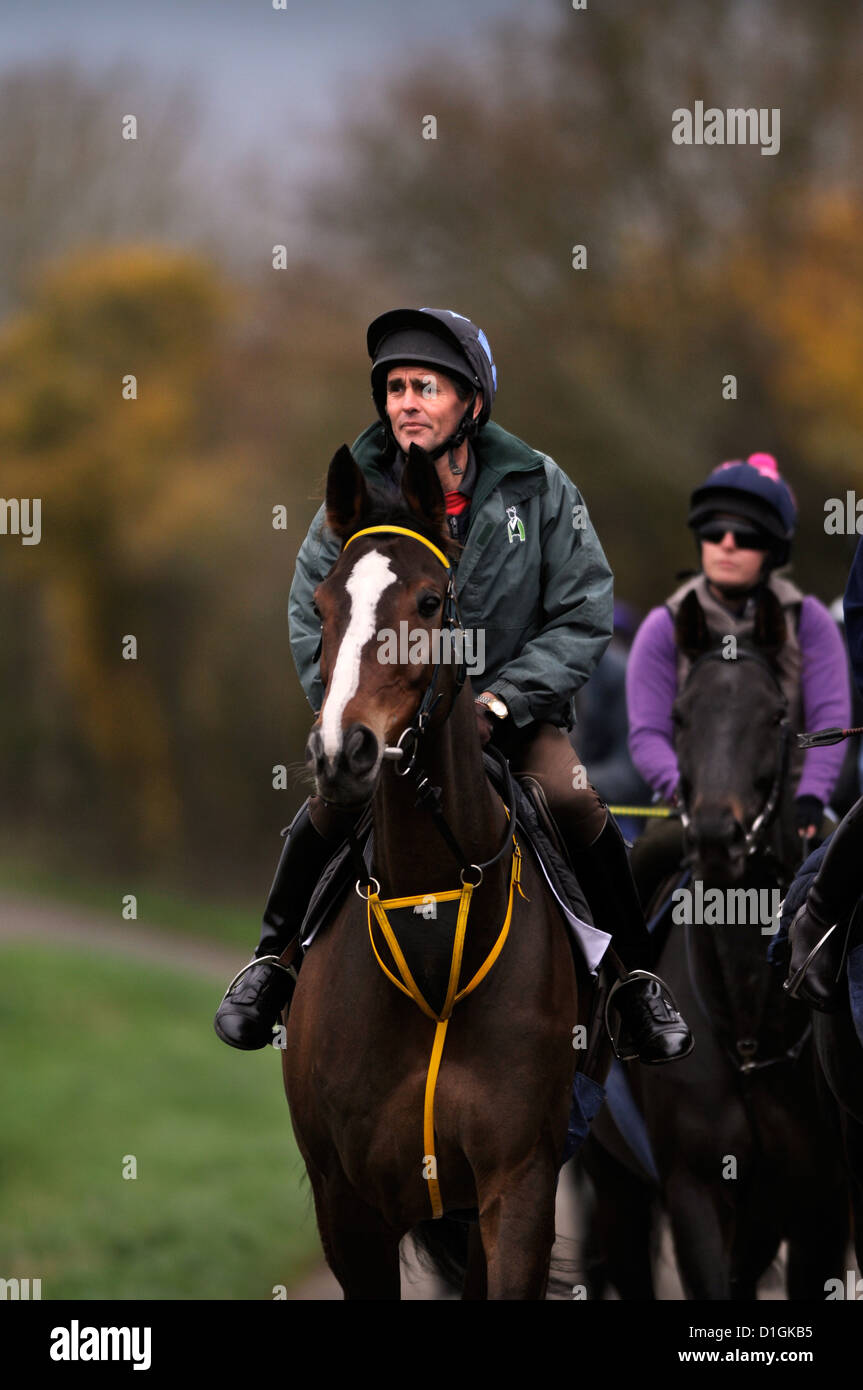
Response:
[288,420,614,730]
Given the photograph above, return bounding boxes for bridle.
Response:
[330,524,515,886]
[676,646,810,1080]
[342,524,468,775]
[675,647,791,864]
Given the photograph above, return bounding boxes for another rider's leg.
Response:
[630,817,687,920]
[785,793,863,1011]
[214,796,358,1050]
[503,721,693,1064]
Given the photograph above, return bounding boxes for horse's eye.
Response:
[312,601,321,619]
[418,591,441,618]
[672,709,684,728]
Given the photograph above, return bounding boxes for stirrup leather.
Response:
[604,969,685,1063]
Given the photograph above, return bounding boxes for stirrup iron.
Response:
[220,954,296,1002]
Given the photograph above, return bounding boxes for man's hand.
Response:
[475,691,508,746]
[475,702,494,748]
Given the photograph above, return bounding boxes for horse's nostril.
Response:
[343,724,378,775]
[306,729,324,770]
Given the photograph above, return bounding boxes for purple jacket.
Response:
[626,595,850,806]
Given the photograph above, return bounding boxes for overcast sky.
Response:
[2,0,551,163]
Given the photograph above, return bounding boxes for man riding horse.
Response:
[214,307,692,1064]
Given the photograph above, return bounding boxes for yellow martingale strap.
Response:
[455,844,521,1003]
[423,1021,450,1218]
[367,897,439,1023]
[343,525,452,572]
[367,837,521,1219]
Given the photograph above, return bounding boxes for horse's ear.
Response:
[674,590,713,658]
[325,445,371,539]
[401,444,447,537]
[752,585,787,657]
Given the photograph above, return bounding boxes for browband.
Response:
[343,524,452,572]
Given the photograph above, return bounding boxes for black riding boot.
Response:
[570,816,693,1064]
[214,801,338,1051]
[785,794,863,1011]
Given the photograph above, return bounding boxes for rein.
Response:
[684,918,811,1077]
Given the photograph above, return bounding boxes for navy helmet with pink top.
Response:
[687,454,798,567]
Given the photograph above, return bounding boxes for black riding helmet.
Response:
[367,307,497,461]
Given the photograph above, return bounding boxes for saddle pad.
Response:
[848,943,863,1050]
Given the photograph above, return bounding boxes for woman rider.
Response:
[626,453,851,906]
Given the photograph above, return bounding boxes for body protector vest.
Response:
[665,572,806,786]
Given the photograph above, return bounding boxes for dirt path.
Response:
[0,892,241,978]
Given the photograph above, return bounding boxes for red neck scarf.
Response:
[444,490,470,516]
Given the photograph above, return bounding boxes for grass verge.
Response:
[0,942,323,1299]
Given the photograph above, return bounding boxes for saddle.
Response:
[299,751,606,976]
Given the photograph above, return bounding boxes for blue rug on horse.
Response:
[645,868,691,936]
[604,1059,660,1183]
[563,1071,606,1166]
[848,943,863,1050]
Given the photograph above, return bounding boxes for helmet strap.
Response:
[422,390,479,462]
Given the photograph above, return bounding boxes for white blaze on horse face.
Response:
[321,549,397,761]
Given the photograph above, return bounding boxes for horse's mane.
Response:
[685,643,786,697]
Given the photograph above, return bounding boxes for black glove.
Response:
[795,795,823,836]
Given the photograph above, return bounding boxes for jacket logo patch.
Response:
[506,505,526,544]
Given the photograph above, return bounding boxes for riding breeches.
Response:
[491,719,608,850]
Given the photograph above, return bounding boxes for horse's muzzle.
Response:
[688,806,747,884]
[306,722,380,805]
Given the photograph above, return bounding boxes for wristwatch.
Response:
[475,692,509,720]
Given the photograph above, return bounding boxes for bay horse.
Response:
[583,587,848,1299]
[281,444,606,1300]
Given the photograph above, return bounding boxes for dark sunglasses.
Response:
[696,522,769,551]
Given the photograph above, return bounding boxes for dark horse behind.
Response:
[583,587,848,1300]
[781,799,863,1272]
[281,444,609,1299]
